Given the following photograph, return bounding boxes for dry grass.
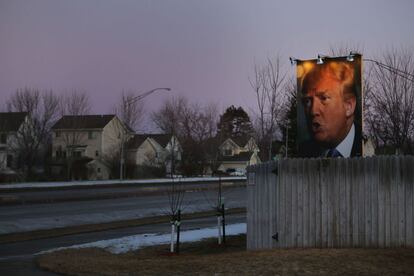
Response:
[37,235,414,276]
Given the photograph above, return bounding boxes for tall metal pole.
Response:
[285,124,289,158]
[222,203,226,244]
[119,87,172,181]
[120,136,124,180]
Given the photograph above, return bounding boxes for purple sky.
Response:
[1,0,414,130]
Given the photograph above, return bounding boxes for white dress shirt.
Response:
[325,124,355,158]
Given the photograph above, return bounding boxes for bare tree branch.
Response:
[250,55,287,161]
[114,89,144,132]
[6,88,60,180]
[365,48,414,153]
[58,90,92,179]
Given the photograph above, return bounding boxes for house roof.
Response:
[52,115,115,130]
[218,151,253,162]
[221,136,254,148]
[0,112,28,132]
[127,134,172,149]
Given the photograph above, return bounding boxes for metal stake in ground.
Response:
[176,209,181,253]
[170,218,175,253]
[222,203,226,244]
[217,175,222,244]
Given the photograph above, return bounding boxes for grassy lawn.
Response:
[37,235,414,275]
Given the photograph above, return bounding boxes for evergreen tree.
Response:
[217,105,255,140]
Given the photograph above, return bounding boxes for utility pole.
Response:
[119,87,172,180]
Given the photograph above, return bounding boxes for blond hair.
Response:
[300,60,355,99]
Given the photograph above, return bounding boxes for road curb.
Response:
[0,208,246,244]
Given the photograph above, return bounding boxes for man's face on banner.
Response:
[302,69,356,148]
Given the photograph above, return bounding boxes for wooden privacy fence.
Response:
[246,156,414,249]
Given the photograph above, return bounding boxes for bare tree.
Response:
[180,102,219,175]
[114,90,144,132]
[152,96,219,176]
[185,102,218,143]
[329,43,365,58]
[250,55,287,161]
[6,88,60,180]
[58,90,91,179]
[152,96,186,135]
[59,89,91,116]
[366,49,414,154]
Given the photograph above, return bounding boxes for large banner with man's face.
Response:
[296,55,362,158]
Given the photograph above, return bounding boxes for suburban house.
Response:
[216,136,261,175]
[0,112,29,177]
[126,134,182,175]
[51,114,132,180]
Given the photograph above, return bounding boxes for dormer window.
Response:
[7,154,13,167]
[224,149,233,156]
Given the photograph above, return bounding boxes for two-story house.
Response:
[51,114,131,180]
[0,112,29,176]
[126,134,182,175]
[216,136,260,175]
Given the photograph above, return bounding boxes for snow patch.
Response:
[38,223,246,255]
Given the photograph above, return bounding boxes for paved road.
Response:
[0,213,246,276]
[0,180,245,205]
[0,186,246,234]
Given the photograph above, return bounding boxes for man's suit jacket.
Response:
[298,126,362,158]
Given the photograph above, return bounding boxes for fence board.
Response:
[247,156,414,249]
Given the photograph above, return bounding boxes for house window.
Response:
[55,131,61,138]
[56,146,64,158]
[224,149,233,156]
[6,154,13,167]
[0,133,7,144]
[95,150,99,157]
[73,151,82,157]
[97,167,101,173]
[88,131,94,139]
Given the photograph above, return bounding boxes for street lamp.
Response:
[126,87,172,106]
[120,87,172,180]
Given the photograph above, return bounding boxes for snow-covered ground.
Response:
[0,176,246,190]
[38,223,246,255]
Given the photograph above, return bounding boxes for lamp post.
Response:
[126,87,171,106]
[120,87,172,180]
